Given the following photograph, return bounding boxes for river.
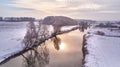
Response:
[0,29,83,67]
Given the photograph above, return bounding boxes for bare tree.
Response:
[79,21,89,32]
[23,21,38,49]
[23,20,50,48]
[22,20,50,67]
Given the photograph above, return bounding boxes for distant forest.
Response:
[0,17,35,22]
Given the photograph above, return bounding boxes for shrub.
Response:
[95,31,105,35]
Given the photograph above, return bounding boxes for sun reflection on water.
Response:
[59,42,66,50]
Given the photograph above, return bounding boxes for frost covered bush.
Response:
[95,31,105,35]
[23,21,49,49]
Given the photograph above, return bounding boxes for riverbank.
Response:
[83,26,120,67]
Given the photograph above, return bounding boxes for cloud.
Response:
[98,10,120,14]
[8,0,103,15]
[2,0,120,20]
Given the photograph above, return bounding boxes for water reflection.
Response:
[59,42,66,50]
[22,43,49,67]
[51,36,61,50]
[23,36,63,67]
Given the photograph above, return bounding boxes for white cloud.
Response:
[99,10,120,13]
[68,3,102,10]
[8,0,103,14]
[3,0,120,20]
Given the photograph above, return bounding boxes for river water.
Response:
[0,29,83,67]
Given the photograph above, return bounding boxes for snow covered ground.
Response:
[60,25,79,31]
[84,26,120,67]
[0,22,28,62]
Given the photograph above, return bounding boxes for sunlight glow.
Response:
[56,0,65,2]
[60,42,66,50]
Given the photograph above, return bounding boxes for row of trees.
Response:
[0,17,3,21]
[96,22,118,28]
[0,17,35,22]
[78,21,90,32]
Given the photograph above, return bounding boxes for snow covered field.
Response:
[84,26,120,67]
[0,22,28,62]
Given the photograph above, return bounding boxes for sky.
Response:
[0,0,120,21]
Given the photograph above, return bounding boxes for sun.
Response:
[59,42,66,50]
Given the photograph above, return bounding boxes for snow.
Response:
[88,27,120,36]
[0,22,28,62]
[43,25,54,35]
[84,26,120,67]
[61,25,78,31]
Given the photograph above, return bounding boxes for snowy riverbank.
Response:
[0,22,28,62]
[84,25,120,67]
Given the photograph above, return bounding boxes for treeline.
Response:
[0,17,35,22]
[0,17,3,21]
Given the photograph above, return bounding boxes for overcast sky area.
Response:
[0,0,120,21]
